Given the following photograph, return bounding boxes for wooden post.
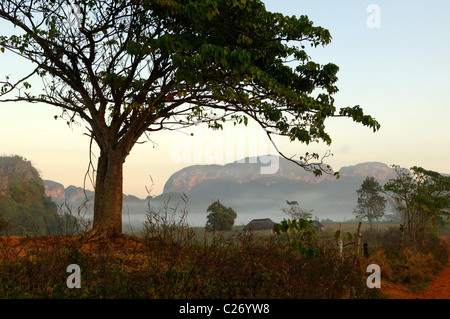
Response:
[363,243,369,258]
[353,222,362,267]
[338,223,343,262]
[355,221,362,255]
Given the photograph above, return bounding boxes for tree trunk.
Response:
[92,148,125,236]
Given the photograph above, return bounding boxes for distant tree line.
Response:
[352,165,449,244]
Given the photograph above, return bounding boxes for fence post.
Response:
[355,222,362,254]
[338,223,343,262]
[353,222,362,267]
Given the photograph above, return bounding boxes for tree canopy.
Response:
[205,200,237,232]
[353,176,386,229]
[282,200,313,220]
[0,0,381,235]
[384,165,450,243]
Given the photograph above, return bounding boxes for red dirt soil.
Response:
[381,236,450,299]
[0,234,147,259]
[381,255,450,299]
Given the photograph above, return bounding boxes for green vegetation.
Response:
[0,219,380,299]
[315,221,449,292]
[205,200,237,232]
[0,155,76,235]
[0,208,448,298]
[274,218,319,257]
[281,200,313,220]
[353,176,386,229]
[360,226,448,289]
[0,0,380,235]
[384,165,450,245]
[0,158,448,298]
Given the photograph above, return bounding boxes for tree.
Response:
[383,165,415,235]
[353,176,386,229]
[205,200,236,232]
[274,218,318,257]
[384,165,450,243]
[282,200,313,220]
[0,0,380,236]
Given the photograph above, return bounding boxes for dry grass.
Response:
[0,222,380,299]
[0,209,446,299]
[321,223,400,233]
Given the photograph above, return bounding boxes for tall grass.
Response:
[359,224,449,289]
[1,201,448,298]
[0,204,385,299]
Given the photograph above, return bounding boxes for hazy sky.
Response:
[0,0,449,198]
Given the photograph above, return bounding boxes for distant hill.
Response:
[43,180,203,232]
[162,155,399,225]
[164,156,395,194]
[44,179,95,205]
[42,155,447,229]
[0,155,67,235]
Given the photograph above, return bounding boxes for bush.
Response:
[0,223,381,299]
[394,248,441,283]
[362,227,449,287]
[368,250,394,281]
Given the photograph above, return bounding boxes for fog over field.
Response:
[43,155,415,230]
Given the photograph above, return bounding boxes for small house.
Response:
[243,218,276,235]
[312,220,325,232]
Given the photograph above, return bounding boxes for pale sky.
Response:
[0,1,449,198]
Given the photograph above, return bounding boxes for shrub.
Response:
[362,226,449,287]
[0,227,381,299]
[395,248,443,284]
[368,250,394,280]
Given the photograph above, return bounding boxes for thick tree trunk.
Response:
[92,149,125,236]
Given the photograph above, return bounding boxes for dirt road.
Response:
[381,237,450,299]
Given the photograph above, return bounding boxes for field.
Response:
[0,218,448,299]
[321,222,399,233]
